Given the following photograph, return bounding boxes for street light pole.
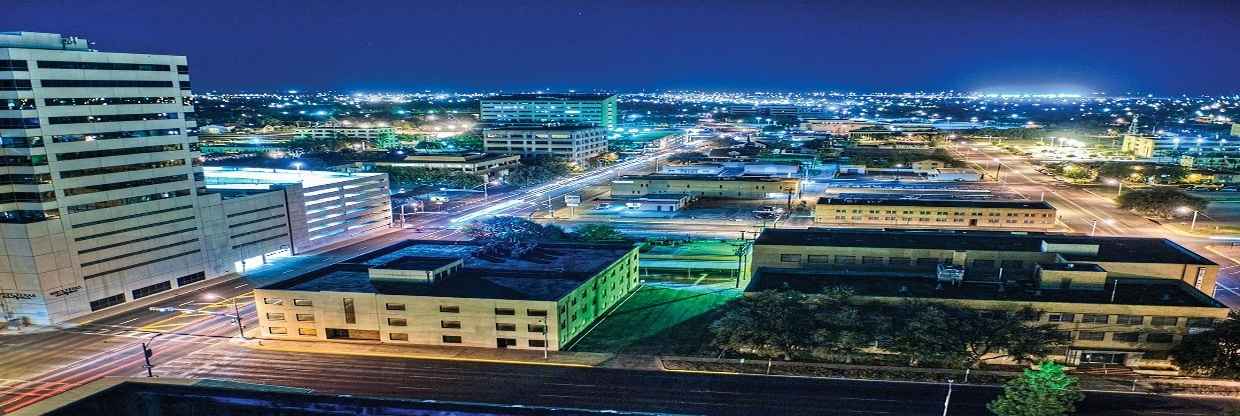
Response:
[1190,210,1199,231]
[540,318,549,360]
[230,297,246,339]
[942,378,954,416]
[1089,219,1098,236]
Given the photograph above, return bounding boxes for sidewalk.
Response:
[239,337,625,368]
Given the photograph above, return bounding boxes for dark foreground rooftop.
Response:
[262,240,634,301]
[755,228,1215,265]
[749,269,1225,309]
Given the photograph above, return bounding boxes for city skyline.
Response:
[4,0,1239,94]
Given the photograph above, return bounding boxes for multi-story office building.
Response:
[203,167,392,254]
[747,228,1228,366]
[482,126,607,165]
[254,240,639,350]
[1122,133,1240,159]
[0,32,210,324]
[814,198,1058,230]
[479,93,618,129]
[294,124,395,141]
[611,174,800,200]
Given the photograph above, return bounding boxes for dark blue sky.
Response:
[4,0,1238,94]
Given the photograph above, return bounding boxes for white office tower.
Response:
[0,32,209,324]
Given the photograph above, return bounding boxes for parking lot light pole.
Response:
[942,378,954,416]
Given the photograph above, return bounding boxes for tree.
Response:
[888,303,1067,368]
[711,290,816,360]
[598,152,620,165]
[572,224,626,242]
[443,133,483,152]
[987,361,1085,416]
[370,165,482,189]
[504,157,573,187]
[1171,311,1240,378]
[372,132,401,150]
[807,287,878,360]
[1116,187,1207,218]
[464,217,565,245]
[887,302,970,367]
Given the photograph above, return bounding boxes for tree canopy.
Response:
[1116,187,1207,218]
[504,157,573,187]
[987,361,1085,416]
[371,165,483,190]
[1171,311,1240,379]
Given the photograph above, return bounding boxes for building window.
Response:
[834,256,857,265]
[1186,317,1215,328]
[439,305,459,313]
[496,323,517,331]
[495,308,516,316]
[293,299,313,307]
[268,327,288,335]
[343,298,356,324]
[1077,331,1105,341]
[1150,316,1179,326]
[861,256,883,265]
[1146,333,1174,343]
[388,318,408,327]
[888,257,911,266]
[1144,351,1170,360]
[1112,332,1141,343]
[1081,314,1109,324]
[780,254,802,263]
[296,314,315,322]
[266,313,285,321]
[390,332,408,341]
[1116,315,1143,326]
[527,309,548,317]
[385,303,406,311]
[1047,313,1075,323]
[263,298,283,305]
[441,320,461,329]
[806,255,831,264]
[442,335,462,344]
[298,328,317,336]
[528,324,546,333]
[132,281,172,300]
[529,339,547,348]
[89,294,125,311]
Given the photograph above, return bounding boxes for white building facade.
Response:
[479,94,618,129]
[482,126,607,165]
[0,32,213,324]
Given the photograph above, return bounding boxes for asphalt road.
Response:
[148,346,1237,416]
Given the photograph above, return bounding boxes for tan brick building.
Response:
[611,175,800,199]
[813,198,1057,230]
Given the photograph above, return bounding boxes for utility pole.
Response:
[942,378,954,416]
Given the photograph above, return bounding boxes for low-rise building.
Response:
[370,153,520,177]
[253,240,640,351]
[482,126,608,166]
[294,124,395,140]
[927,167,982,182]
[611,175,800,199]
[747,228,1228,367]
[813,198,1057,230]
[203,167,392,254]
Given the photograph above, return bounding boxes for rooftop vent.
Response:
[369,256,464,284]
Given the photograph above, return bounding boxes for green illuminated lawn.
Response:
[567,282,739,356]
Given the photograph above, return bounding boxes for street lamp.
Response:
[291,161,303,171]
[942,378,954,416]
[538,318,549,360]
[1178,206,1200,231]
[1104,178,1123,197]
[203,293,246,339]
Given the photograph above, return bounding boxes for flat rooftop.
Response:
[616,174,793,182]
[263,240,634,301]
[750,269,1225,309]
[203,166,384,188]
[485,125,605,132]
[817,197,1055,210]
[754,228,1215,265]
[483,93,616,101]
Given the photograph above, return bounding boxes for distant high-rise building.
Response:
[482,125,607,165]
[479,93,617,129]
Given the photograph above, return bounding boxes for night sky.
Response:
[3,0,1238,94]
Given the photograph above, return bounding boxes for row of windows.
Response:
[89,293,125,311]
[0,155,47,167]
[1070,331,1175,343]
[57,143,183,161]
[263,298,314,306]
[230,224,286,240]
[0,117,39,129]
[0,191,56,203]
[1,98,36,110]
[131,280,173,300]
[265,313,315,322]
[230,233,288,250]
[0,209,60,224]
[0,135,44,148]
[59,158,186,179]
[82,249,200,280]
[67,189,192,214]
[52,127,181,143]
[0,173,52,185]
[72,205,192,229]
[1045,313,1211,327]
[48,112,179,125]
[79,226,198,254]
[37,60,172,72]
[228,212,285,227]
[63,174,189,196]
[177,271,206,286]
[0,60,28,71]
[40,80,175,88]
[43,96,178,106]
[0,79,32,91]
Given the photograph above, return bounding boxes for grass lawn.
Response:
[567,282,739,356]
